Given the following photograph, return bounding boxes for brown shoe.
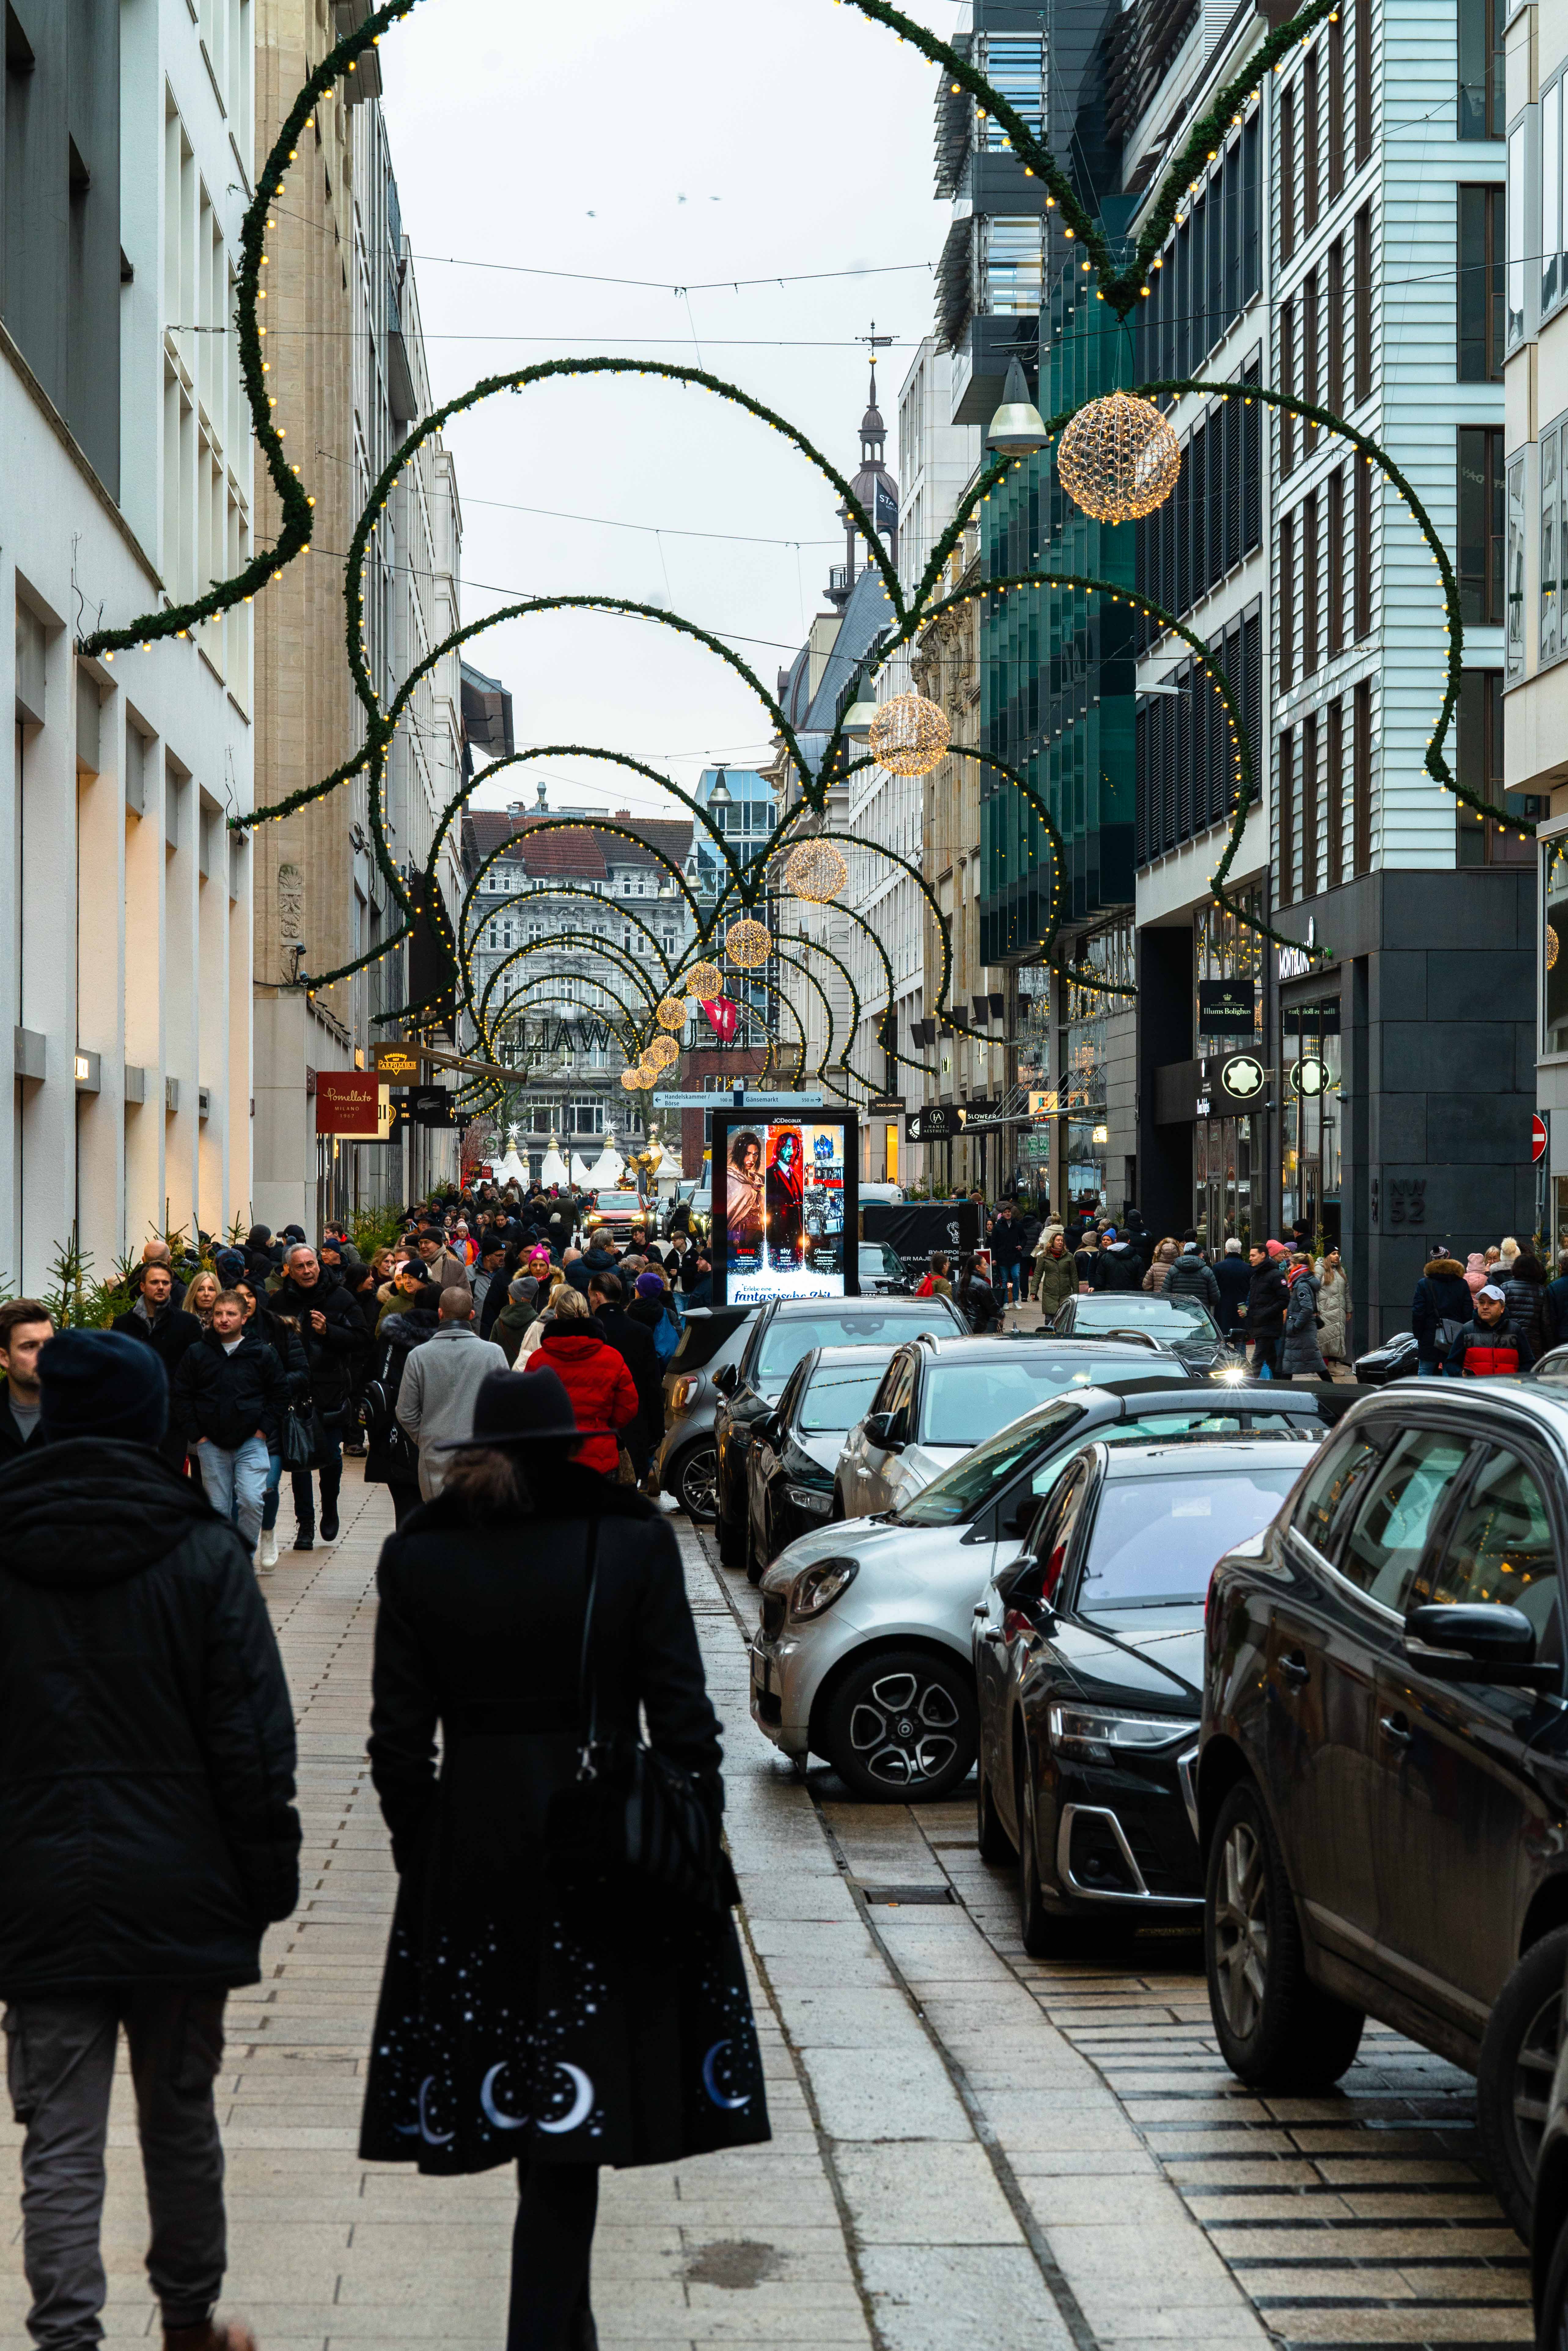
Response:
[164,2325,257,2351]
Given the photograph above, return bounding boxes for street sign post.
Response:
[1534,1112,1549,1163]
[651,1090,825,1108]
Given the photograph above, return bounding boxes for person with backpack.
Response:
[628,1269,683,1369]
[1411,1251,1474,1378]
[915,1252,953,1301]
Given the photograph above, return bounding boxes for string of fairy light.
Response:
[72,0,1510,1061]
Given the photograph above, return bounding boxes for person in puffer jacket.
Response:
[1501,1252,1552,1363]
[1089,1232,1144,1293]
[1444,1284,1535,1376]
[535,1286,639,1475]
[1280,1261,1328,1379]
[1410,1253,1473,1376]
[1163,1242,1221,1317]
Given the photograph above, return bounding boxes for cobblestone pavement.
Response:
[0,1466,1530,2349]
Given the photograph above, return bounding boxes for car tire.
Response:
[829,1484,846,1523]
[744,1507,765,1587]
[1205,1778,1364,2090]
[1538,2197,1568,2347]
[673,1441,718,1524]
[976,1752,1015,1864]
[1476,1925,1568,2240]
[716,1477,745,1567]
[1015,1746,1085,1957]
[820,1649,976,1803]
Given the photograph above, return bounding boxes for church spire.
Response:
[828,326,899,608]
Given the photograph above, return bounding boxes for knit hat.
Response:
[39,1329,169,1448]
[635,1271,666,1299]
[214,1248,246,1284]
[1265,1239,1288,1259]
[509,1276,539,1304]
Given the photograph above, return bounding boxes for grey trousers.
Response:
[3,1988,228,2350]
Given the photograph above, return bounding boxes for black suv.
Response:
[712,1294,965,1577]
[1199,1381,1568,2236]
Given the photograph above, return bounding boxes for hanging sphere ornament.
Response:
[620,1067,643,1091]
[645,1033,680,1071]
[868,690,951,777]
[784,838,849,903]
[684,960,725,1000]
[655,994,688,1030]
[725,917,773,969]
[1550,922,1561,973]
[1056,391,1181,523]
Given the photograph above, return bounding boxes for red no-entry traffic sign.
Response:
[1533,1112,1549,1163]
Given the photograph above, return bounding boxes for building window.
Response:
[1507,453,1526,678]
[1457,425,1504,626]
[1327,241,1344,416]
[1302,713,1321,900]
[1352,678,1373,873]
[1546,80,1563,318]
[1280,83,1296,267]
[1457,670,1536,862]
[982,218,1042,314]
[1303,271,1319,455]
[1544,426,1561,665]
[1279,509,1296,691]
[1328,466,1345,656]
[1544,841,1568,1053]
[1303,492,1320,677]
[1304,48,1320,236]
[1355,456,1373,639]
[1457,186,1506,380]
[1508,123,1527,349]
[1457,0,1505,140]
[1195,887,1265,1057]
[1278,728,1297,907]
[1354,0,1373,170]
[1353,204,1372,405]
[1279,299,1296,477]
[1327,696,1345,888]
[1328,13,1346,198]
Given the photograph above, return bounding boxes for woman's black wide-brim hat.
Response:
[435,1365,588,1450]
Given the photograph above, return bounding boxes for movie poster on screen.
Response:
[715,1114,856,1304]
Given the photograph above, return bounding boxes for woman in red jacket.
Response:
[536,1287,639,1475]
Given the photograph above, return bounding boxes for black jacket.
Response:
[1501,1274,1551,1362]
[1243,1260,1290,1337]
[270,1271,365,1415]
[567,1245,617,1297]
[988,1217,1025,1268]
[111,1301,204,1465]
[0,1386,45,1465]
[1214,1255,1252,1333]
[1411,1258,1474,1363]
[594,1303,663,1459]
[0,1439,300,1997]
[1164,1251,1223,1315]
[1090,1242,1143,1293]
[172,1326,291,1452]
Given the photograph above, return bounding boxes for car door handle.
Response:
[1379,1712,1412,1746]
[1279,1651,1310,1687]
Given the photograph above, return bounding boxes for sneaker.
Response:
[164,2323,257,2351]
[293,1527,314,1552]
[321,1511,340,1542]
[257,1528,278,1572]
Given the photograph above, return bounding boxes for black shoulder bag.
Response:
[544,1522,735,1913]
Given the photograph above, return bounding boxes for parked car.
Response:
[749,1380,1335,1802]
[858,1241,909,1296]
[976,1436,1316,1956]
[1052,1291,1229,1377]
[1199,1380,1568,2236]
[713,1294,967,1573]
[1530,1991,1568,2332]
[745,1345,901,1574]
[834,1334,1194,1524]
[1352,1329,1419,1385]
[652,1305,756,1521]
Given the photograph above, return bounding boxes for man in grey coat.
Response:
[395,1288,508,1500]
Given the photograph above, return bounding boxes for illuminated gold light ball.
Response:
[655,994,688,1030]
[868,690,951,777]
[1550,923,1561,973]
[684,960,725,1000]
[645,1033,680,1070]
[619,1067,643,1091]
[725,918,772,969]
[784,839,849,903]
[1057,391,1181,523]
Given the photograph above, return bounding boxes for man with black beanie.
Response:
[0,1329,299,2351]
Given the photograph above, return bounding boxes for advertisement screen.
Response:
[713,1113,857,1304]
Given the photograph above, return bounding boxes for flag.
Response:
[702,997,738,1042]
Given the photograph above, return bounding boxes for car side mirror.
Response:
[1403,1602,1558,1689]
[713,1363,738,1396]
[865,1411,904,1452]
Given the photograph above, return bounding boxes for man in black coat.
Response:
[1214,1239,1253,1338]
[0,1328,299,2351]
[112,1261,203,1474]
[589,1270,663,1479]
[171,1293,289,1552]
[1090,1231,1144,1292]
[270,1243,364,1547]
[1243,1245,1291,1377]
[0,1297,53,1462]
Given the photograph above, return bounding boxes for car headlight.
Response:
[785,1482,833,1513]
[789,1556,859,1619]
[1047,1703,1192,1759]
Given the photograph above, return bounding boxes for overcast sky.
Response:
[379,0,964,818]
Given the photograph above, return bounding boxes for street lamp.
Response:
[707,764,733,810]
[986,356,1050,457]
[840,698,879,736]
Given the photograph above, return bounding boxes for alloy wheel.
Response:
[678,1444,718,1522]
[1213,1817,1270,2041]
[847,1670,962,1789]
[1512,1986,1563,2180]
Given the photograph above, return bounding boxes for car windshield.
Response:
[1076,1464,1304,1609]
[1073,1295,1218,1338]
[858,1244,901,1278]
[896,1399,1091,1524]
[756,1307,951,1383]
[798,1361,891,1434]
[920,1354,1189,1446]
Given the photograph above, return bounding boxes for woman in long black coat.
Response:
[361,1365,768,2351]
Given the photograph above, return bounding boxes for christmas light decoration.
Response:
[725,918,772,968]
[684,961,724,1000]
[1057,391,1181,523]
[645,1033,680,1070]
[784,839,849,903]
[868,691,951,777]
[655,994,688,1029]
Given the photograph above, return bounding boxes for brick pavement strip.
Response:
[0,1468,1519,2351]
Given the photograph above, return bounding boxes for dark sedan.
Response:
[1052,1291,1228,1376]
[1199,1380,1568,2238]
[976,1437,1315,1956]
[745,1345,899,1576]
[713,1292,966,1576]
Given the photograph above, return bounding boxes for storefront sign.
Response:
[1217,1054,1266,1104]
[315,1071,382,1137]
[1290,1057,1331,1098]
[1276,918,1318,979]
[373,1045,423,1082]
[905,1099,1001,1141]
[405,1086,459,1129]
[1197,981,1258,1034]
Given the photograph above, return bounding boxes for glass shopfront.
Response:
[1280,996,1342,1248]
[1194,887,1265,1246]
[1544,838,1568,1056]
[1063,919,1133,1214]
